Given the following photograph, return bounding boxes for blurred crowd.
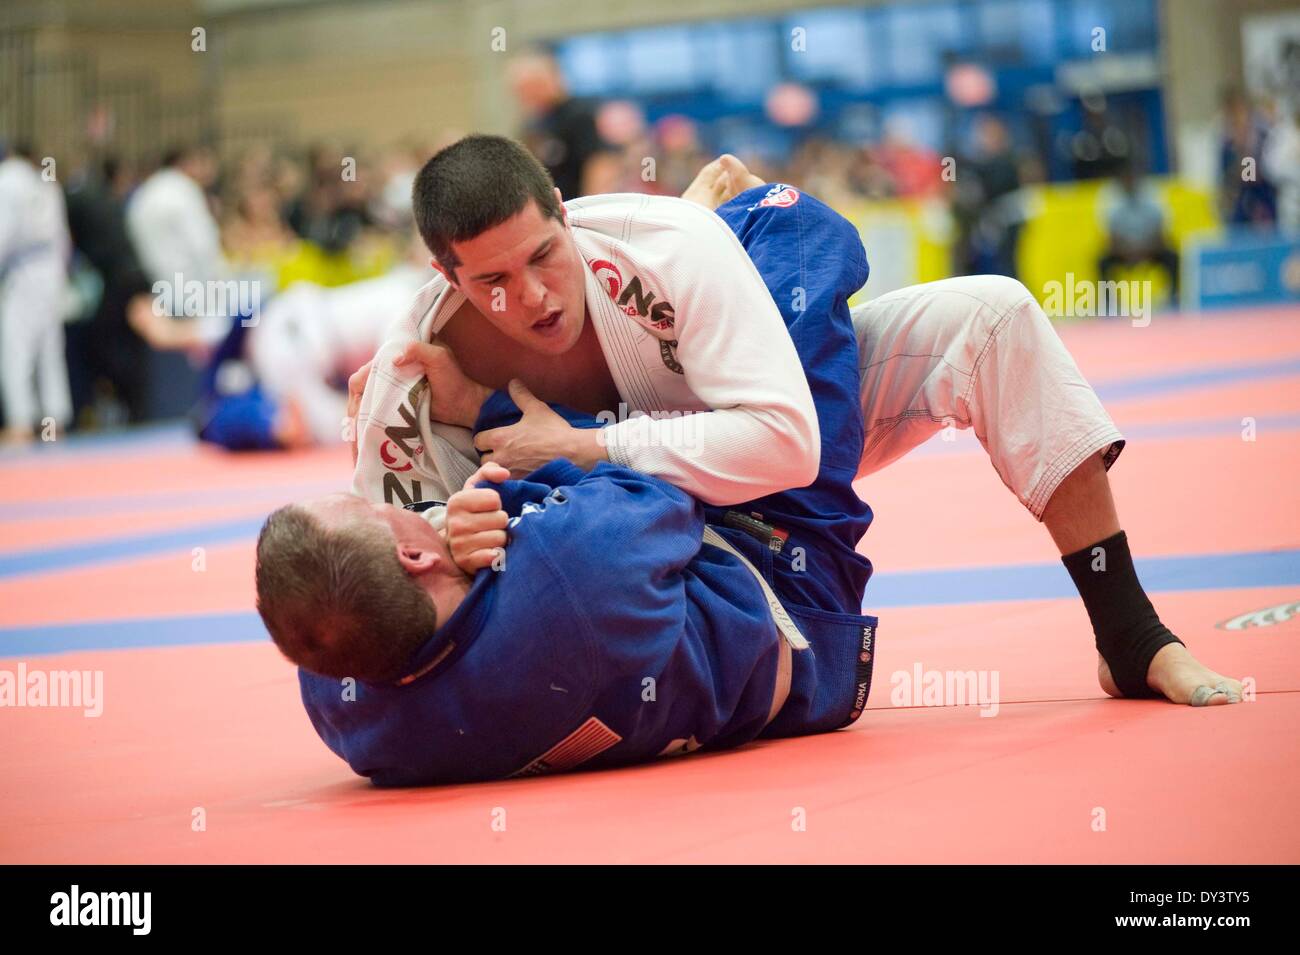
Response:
[1218,87,1300,232]
[514,51,1299,289]
[1,51,1297,442]
[0,135,438,442]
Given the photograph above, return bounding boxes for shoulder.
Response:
[0,159,23,186]
[567,192,730,234]
[388,271,451,340]
[567,193,745,283]
[129,172,182,212]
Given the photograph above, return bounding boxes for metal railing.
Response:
[0,27,294,166]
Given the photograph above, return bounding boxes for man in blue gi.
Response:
[254,184,880,784]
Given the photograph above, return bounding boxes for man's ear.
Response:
[396,544,441,575]
[554,187,568,225]
[430,257,457,288]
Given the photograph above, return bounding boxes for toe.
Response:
[1189,684,1230,707]
[1215,681,1244,704]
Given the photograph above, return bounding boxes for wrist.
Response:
[565,427,608,470]
[459,382,492,429]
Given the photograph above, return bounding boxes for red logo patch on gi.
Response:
[379,439,413,472]
[588,258,623,299]
[509,716,623,777]
[758,185,800,209]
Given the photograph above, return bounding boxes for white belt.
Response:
[701,525,806,728]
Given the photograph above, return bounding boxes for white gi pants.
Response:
[851,275,1125,520]
[248,284,348,445]
[0,255,72,432]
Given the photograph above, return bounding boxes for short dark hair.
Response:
[160,142,212,169]
[411,134,562,276]
[254,504,438,683]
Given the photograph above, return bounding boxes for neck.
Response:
[426,569,474,625]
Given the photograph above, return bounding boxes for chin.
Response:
[530,334,575,356]
[528,315,582,354]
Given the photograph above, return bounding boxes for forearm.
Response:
[126,295,206,351]
[473,389,611,470]
[600,405,819,506]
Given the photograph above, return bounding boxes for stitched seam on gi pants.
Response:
[1026,421,1125,517]
[960,290,1027,411]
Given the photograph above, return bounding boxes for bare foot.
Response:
[1098,643,1243,706]
[680,154,765,209]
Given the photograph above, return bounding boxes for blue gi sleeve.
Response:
[473,389,605,435]
[472,386,707,643]
[505,459,704,581]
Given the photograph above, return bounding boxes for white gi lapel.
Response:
[350,275,480,510]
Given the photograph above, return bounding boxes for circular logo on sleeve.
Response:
[588,259,623,299]
[758,185,800,209]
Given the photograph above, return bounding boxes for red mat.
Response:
[2,308,1298,863]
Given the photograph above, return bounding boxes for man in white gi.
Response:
[345,135,1242,708]
[0,142,72,443]
[126,143,232,344]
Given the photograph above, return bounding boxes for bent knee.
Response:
[953,274,1037,316]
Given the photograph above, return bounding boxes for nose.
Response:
[519,270,547,310]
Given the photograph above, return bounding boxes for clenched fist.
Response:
[444,461,511,574]
[394,340,492,430]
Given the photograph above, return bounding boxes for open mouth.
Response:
[533,310,562,332]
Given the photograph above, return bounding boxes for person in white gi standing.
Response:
[126,143,231,345]
[0,143,72,443]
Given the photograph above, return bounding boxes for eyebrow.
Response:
[468,238,553,283]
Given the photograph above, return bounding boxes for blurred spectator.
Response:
[791,137,865,206]
[1098,164,1179,298]
[284,142,370,255]
[0,142,73,443]
[64,156,158,424]
[1219,88,1278,228]
[1069,96,1131,180]
[650,115,709,196]
[271,152,305,211]
[231,144,276,201]
[509,50,619,199]
[369,140,426,231]
[598,134,673,195]
[845,146,898,201]
[103,155,140,202]
[876,118,944,198]
[126,142,230,340]
[952,115,1024,277]
[1262,103,1300,233]
[223,183,295,288]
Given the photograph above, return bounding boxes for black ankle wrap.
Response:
[1061,530,1183,698]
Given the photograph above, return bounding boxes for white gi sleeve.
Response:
[598,202,820,505]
